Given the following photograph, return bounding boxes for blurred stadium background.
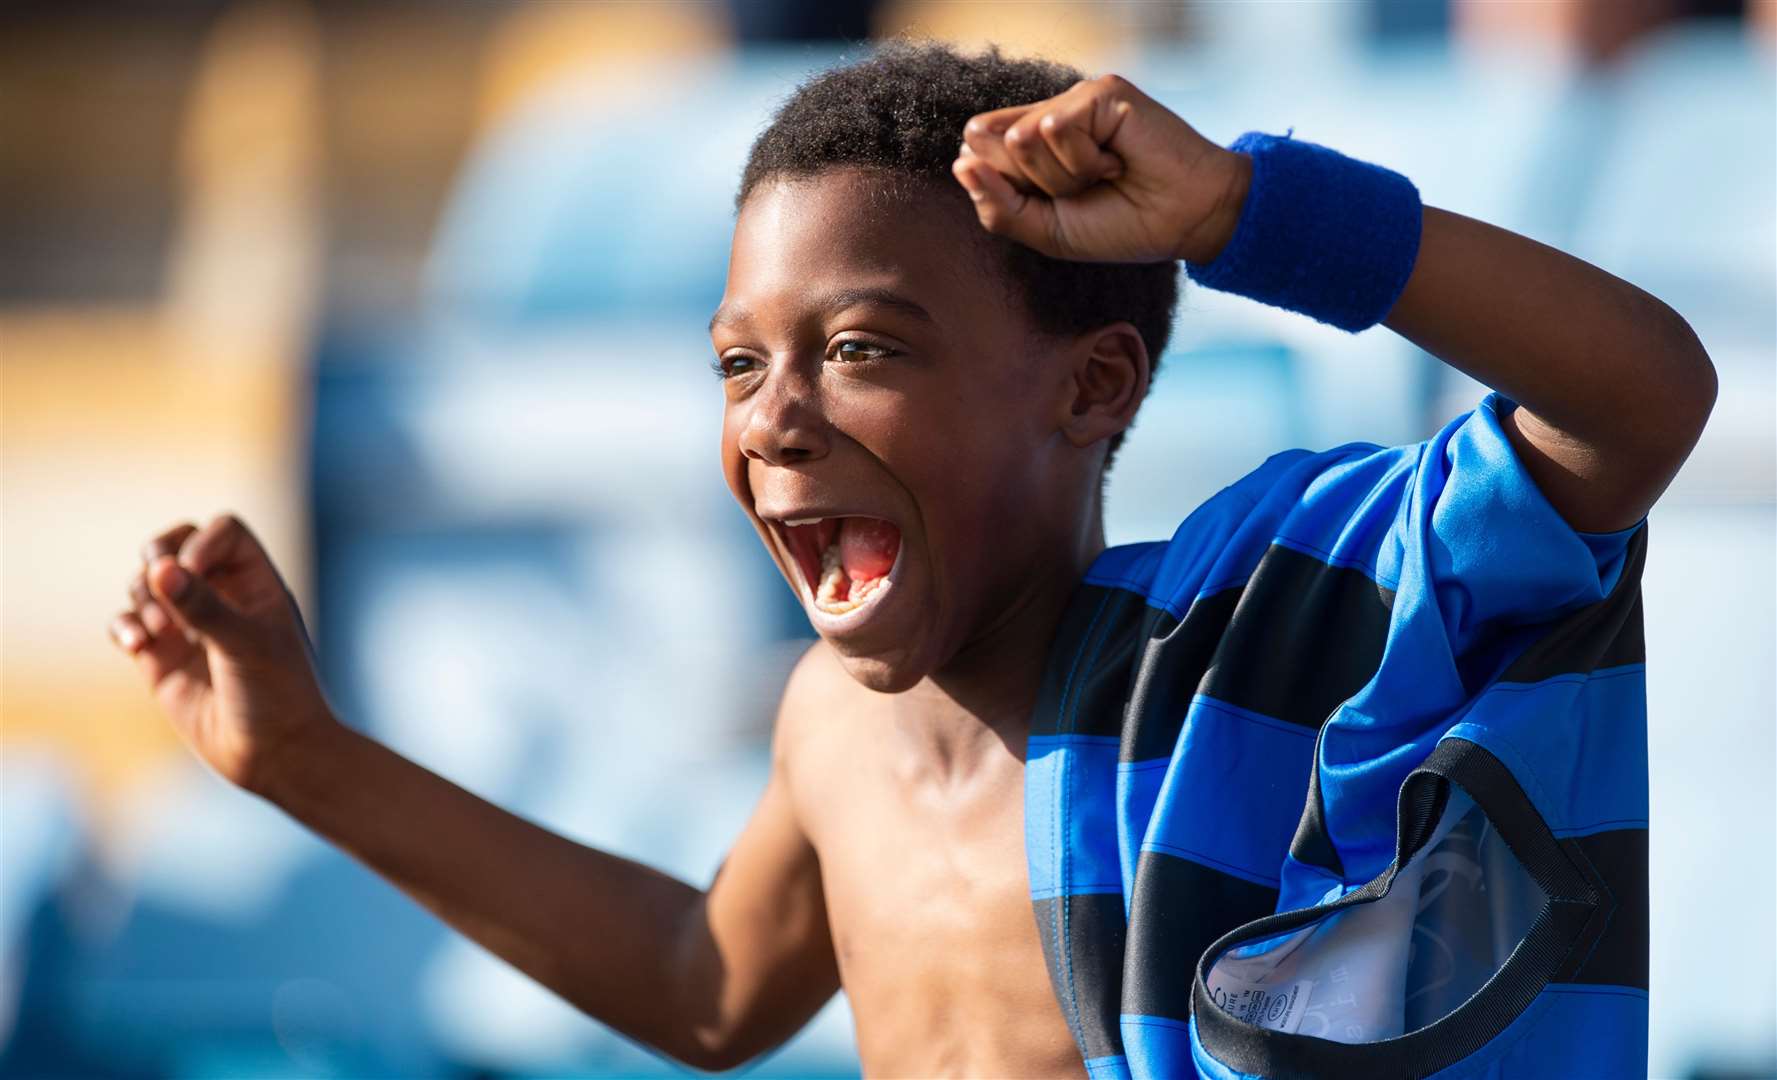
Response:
[1,1,1772,1077]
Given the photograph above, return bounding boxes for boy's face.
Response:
[712,168,1086,693]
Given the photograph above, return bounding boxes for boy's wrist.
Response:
[248,711,355,809]
[1174,149,1253,265]
[1182,132,1422,333]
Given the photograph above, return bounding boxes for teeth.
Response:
[784,517,823,527]
[811,538,890,615]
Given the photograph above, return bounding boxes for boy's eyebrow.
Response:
[707,287,937,335]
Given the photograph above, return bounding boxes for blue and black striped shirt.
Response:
[1027,393,1647,1078]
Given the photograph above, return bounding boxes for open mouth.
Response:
[776,516,903,617]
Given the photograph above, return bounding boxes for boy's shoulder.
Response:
[771,639,875,769]
[778,638,856,714]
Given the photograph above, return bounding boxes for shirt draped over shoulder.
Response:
[1026,392,1648,1079]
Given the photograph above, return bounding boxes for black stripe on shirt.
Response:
[1560,827,1649,991]
[1500,525,1648,684]
[1032,893,1128,1062]
[1287,729,1346,880]
[1032,586,1151,740]
[1042,543,1397,751]
[1122,849,1281,1023]
[1200,543,1396,731]
[1120,587,1234,763]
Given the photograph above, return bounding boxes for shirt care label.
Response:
[1206,973,1314,1034]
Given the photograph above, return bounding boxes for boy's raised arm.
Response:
[107,514,839,1071]
[953,75,1716,533]
[1378,207,1714,533]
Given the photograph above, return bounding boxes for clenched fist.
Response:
[108,514,338,795]
[951,74,1250,265]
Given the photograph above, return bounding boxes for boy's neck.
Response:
[889,507,1107,779]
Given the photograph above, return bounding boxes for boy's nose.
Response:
[738,375,830,466]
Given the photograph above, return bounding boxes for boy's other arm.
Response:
[109,515,839,1072]
[263,706,838,1071]
[953,76,1717,533]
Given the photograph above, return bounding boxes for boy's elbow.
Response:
[1662,308,1718,454]
[610,1020,757,1074]
[1670,319,1713,447]
[676,1012,803,1073]
[672,1039,755,1074]
[648,925,770,1073]
[1686,337,1718,439]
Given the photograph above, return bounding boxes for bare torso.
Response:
[780,643,1085,1079]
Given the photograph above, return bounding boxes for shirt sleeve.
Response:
[1383,391,1642,659]
[1266,390,1651,888]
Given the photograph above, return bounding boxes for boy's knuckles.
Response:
[184,513,278,578]
[196,511,241,542]
[142,523,196,563]
[1040,124,1094,176]
[194,515,237,553]
[961,126,1009,165]
[1006,133,1070,191]
[1009,122,1053,163]
[964,105,1024,139]
[1003,132,1040,169]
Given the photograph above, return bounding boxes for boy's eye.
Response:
[833,340,894,362]
[712,355,757,379]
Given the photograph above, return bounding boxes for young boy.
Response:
[110,44,1712,1078]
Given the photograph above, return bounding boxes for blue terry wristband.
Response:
[1184,132,1423,333]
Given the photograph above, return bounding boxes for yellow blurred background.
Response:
[0,0,1160,821]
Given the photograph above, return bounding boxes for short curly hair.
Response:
[737,41,1180,465]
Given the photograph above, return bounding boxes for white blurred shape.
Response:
[1643,504,1776,1077]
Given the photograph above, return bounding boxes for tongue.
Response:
[839,517,899,582]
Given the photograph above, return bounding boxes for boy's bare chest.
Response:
[793,726,1085,1077]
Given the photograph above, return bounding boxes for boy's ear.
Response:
[1057,322,1151,451]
